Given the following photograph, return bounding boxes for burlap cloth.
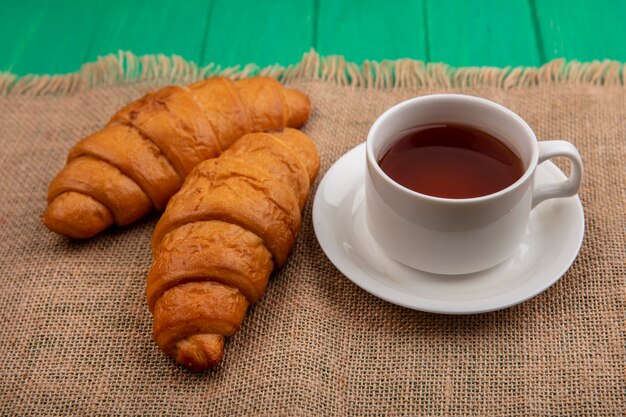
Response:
[0,54,624,416]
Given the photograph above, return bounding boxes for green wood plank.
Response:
[316,0,427,62]
[0,2,47,74]
[86,0,211,66]
[427,0,541,67]
[3,0,625,76]
[533,0,626,62]
[202,0,314,68]
[0,0,107,75]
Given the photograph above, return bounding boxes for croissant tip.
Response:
[43,192,114,239]
[284,89,311,128]
[174,334,225,372]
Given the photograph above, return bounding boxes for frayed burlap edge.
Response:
[0,49,624,95]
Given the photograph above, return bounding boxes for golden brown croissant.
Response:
[147,128,319,371]
[43,76,311,238]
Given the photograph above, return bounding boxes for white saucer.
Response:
[312,143,585,314]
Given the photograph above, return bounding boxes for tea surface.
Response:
[378,124,525,198]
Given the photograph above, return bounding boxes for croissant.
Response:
[147,128,319,371]
[43,76,311,238]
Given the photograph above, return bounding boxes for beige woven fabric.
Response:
[0,54,624,416]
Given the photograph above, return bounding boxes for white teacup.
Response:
[365,94,583,275]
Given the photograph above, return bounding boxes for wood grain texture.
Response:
[1,0,625,75]
[0,0,107,75]
[202,0,314,68]
[427,0,541,67]
[316,0,427,62]
[532,0,626,61]
[86,0,211,65]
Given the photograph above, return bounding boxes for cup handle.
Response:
[531,140,583,208]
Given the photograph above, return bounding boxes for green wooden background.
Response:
[1,0,624,76]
